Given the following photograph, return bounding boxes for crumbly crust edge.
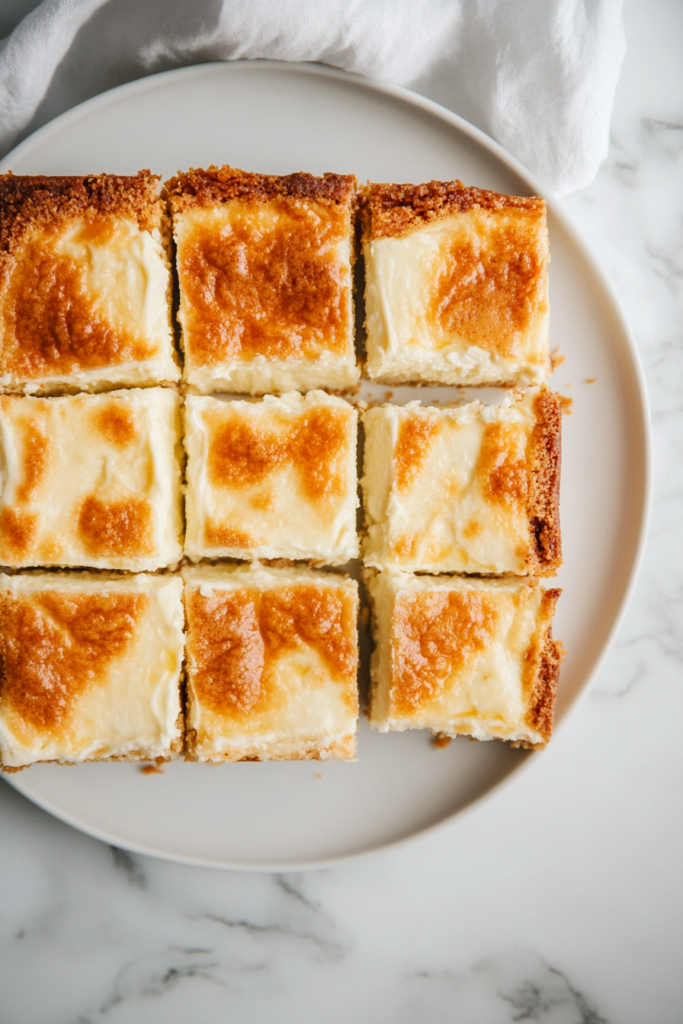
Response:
[516,587,565,750]
[166,165,357,212]
[525,386,563,576]
[359,179,546,241]
[0,171,164,256]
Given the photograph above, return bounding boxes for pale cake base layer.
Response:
[186,356,360,396]
[182,563,359,763]
[0,572,185,769]
[366,570,562,750]
[184,732,355,763]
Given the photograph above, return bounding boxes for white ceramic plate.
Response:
[0,61,650,870]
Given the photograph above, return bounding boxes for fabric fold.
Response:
[0,0,625,194]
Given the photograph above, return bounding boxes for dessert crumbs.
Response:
[550,346,565,371]
[140,764,164,775]
[431,732,452,749]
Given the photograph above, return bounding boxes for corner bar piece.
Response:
[182,563,359,762]
[361,179,550,387]
[361,386,562,576]
[0,388,183,571]
[0,171,179,395]
[167,165,360,394]
[0,572,185,770]
[184,390,359,564]
[366,570,564,750]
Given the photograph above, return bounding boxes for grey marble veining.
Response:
[2,1,683,1021]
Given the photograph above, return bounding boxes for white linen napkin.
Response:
[0,0,625,195]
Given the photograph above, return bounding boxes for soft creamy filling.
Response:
[56,219,171,351]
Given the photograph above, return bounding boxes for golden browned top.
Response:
[0,589,147,735]
[477,422,529,506]
[394,413,442,493]
[428,214,547,355]
[360,179,545,241]
[390,591,497,716]
[174,184,353,366]
[0,509,38,562]
[77,496,154,559]
[526,387,562,573]
[166,165,356,212]
[0,171,162,252]
[14,415,51,503]
[207,404,351,507]
[92,402,138,448]
[186,583,357,721]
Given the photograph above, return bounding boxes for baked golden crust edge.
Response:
[166,165,357,212]
[360,179,546,241]
[526,386,563,576]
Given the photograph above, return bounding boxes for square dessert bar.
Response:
[366,570,564,749]
[0,572,185,770]
[361,386,561,576]
[183,563,359,762]
[184,390,359,564]
[361,180,550,387]
[0,171,179,395]
[0,387,183,571]
[167,165,360,394]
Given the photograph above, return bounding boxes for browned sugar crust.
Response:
[525,387,563,575]
[166,165,356,212]
[360,179,546,241]
[519,587,565,749]
[0,171,163,252]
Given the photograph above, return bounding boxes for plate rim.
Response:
[1,59,652,871]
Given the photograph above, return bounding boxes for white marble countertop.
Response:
[1,1,682,1020]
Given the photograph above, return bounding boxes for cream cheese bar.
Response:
[167,165,360,394]
[361,180,550,387]
[183,563,359,762]
[361,387,561,576]
[0,171,179,395]
[0,572,185,770]
[184,390,359,564]
[0,387,183,570]
[366,570,563,749]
